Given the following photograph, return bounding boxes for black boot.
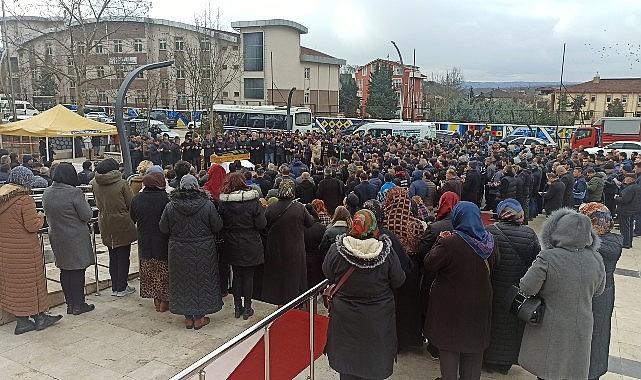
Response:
[242,307,254,320]
[234,305,244,319]
[72,303,95,316]
[67,305,73,315]
[14,317,36,335]
[32,313,63,331]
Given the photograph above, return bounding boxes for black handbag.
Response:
[505,285,545,325]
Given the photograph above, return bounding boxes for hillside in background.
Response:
[463,81,576,89]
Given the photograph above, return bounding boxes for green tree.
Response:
[570,94,587,121]
[606,98,625,117]
[339,73,359,118]
[366,65,397,119]
[34,67,58,96]
[557,92,569,111]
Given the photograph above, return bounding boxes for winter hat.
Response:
[22,154,33,165]
[145,165,164,174]
[179,174,199,190]
[95,158,119,174]
[143,172,166,189]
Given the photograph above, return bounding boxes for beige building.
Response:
[1,17,344,115]
[553,76,641,121]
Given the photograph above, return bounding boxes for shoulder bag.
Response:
[493,223,546,325]
[322,266,355,311]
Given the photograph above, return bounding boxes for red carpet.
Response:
[228,309,329,380]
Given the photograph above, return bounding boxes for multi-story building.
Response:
[1,17,345,115]
[355,58,425,120]
[553,76,641,120]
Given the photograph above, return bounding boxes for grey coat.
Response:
[518,208,606,380]
[42,182,95,270]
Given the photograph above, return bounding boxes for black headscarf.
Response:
[52,162,79,186]
[95,158,119,174]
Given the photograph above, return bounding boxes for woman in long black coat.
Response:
[323,209,406,380]
[130,172,170,313]
[303,204,327,289]
[483,199,540,374]
[579,202,623,380]
[218,172,267,320]
[159,175,223,330]
[262,180,313,305]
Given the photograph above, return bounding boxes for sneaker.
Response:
[111,290,118,297]
[116,286,136,297]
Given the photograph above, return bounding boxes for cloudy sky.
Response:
[147,0,641,82]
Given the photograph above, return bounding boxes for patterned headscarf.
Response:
[8,166,35,188]
[362,199,384,224]
[579,202,614,236]
[436,191,459,221]
[496,198,525,224]
[384,186,425,254]
[349,209,379,239]
[278,178,295,199]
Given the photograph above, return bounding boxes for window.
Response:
[244,78,264,99]
[590,94,596,102]
[96,66,105,78]
[77,43,85,54]
[295,112,312,126]
[176,68,185,79]
[622,95,628,103]
[362,66,367,76]
[622,143,641,150]
[638,96,641,105]
[201,67,211,79]
[160,81,169,90]
[606,95,612,103]
[159,38,167,51]
[304,67,310,79]
[357,79,362,89]
[114,40,123,53]
[134,39,143,52]
[177,92,188,105]
[232,64,239,70]
[304,91,310,104]
[232,45,239,51]
[222,64,228,70]
[70,80,76,88]
[67,56,74,66]
[394,66,404,76]
[97,91,108,103]
[234,91,240,97]
[243,32,263,71]
[573,129,592,140]
[392,78,402,89]
[174,37,184,51]
[45,42,53,55]
[200,37,210,51]
[93,41,103,54]
[222,91,229,98]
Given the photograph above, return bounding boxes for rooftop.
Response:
[231,19,308,34]
[560,77,641,93]
[300,46,346,66]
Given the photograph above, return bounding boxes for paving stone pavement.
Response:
[1,214,640,379]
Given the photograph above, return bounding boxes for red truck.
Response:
[571,117,641,149]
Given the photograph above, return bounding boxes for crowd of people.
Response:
[0,127,638,380]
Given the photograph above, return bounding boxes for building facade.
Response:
[553,76,641,121]
[355,59,425,120]
[1,17,344,115]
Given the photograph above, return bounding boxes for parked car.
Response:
[584,141,641,157]
[500,136,555,147]
[86,112,113,123]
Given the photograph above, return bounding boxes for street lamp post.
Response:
[115,60,173,177]
[391,41,404,120]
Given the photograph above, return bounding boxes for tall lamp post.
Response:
[115,61,173,177]
[391,41,404,120]
[1,0,17,122]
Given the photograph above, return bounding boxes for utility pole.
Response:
[556,42,566,146]
[1,0,17,122]
[391,41,404,120]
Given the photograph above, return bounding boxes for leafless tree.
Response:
[5,0,151,114]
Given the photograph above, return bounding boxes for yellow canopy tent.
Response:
[0,104,117,137]
[0,104,118,160]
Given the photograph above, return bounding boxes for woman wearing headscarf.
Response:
[323,209,406,380]
[319,206,352,255]
[383,186,426,351]
[303,204,327,289]
[218,172,266,320]
[130,172,170,313]
[483,199,540,374]
[418,191,460,359]
[362,199,411,273]
[0,166,62,335]
[579,203,622,380]
[128,160,153,194]
[261,179,314,305]
[424,201,496,380]
[159,174,223,329]
[518,208,606,380]
[42,162,95,316]
[203,163,226,201]
[91,158,138,297]
[311,198,332,227]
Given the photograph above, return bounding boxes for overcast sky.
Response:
[146,0,641,82]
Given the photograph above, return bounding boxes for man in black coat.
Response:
[295,172,317,204]
[616,173,641,248]
[558,165,575,209]
[354,172,378,206]
[515,161,532,223]
[461,161,482,206]
[316,167,344,214]
[542,172,565,215]
[254,168,273,197]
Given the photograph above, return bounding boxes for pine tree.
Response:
[366,65,397,119]
[606,98,625,117]
[339,73,359,118]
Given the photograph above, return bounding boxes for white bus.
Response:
[352,121,437,140]
[211,104,322,134]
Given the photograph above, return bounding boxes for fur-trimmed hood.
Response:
[335,233,392,269]
[218,189,260,202]
[540,207,600,252]
[0,183,30,214]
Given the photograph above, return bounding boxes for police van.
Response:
[352,120,436,140]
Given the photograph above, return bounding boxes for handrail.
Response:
[170,278,330,380]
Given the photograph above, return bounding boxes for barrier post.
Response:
[198,369,206,380]
[264,323,271,380]
[308,294,316,380]
[91,221,100,295]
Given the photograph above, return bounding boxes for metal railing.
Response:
[170,279,330,380]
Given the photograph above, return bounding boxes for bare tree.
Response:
[5,0,150,114]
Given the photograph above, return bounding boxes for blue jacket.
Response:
[573,177,587,205]
[409,179,429,199]
[354,181,378,206]
[290,160,309,178]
